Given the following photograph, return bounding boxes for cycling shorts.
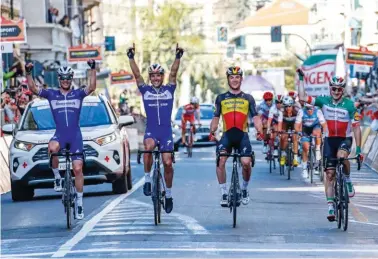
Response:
[323,137,352,169]
[181,115,195,129]
[301,125,321,143]
[217,128,252,155]
[144,126,173,152]
[51,130,84,161]
[282,120,295,131]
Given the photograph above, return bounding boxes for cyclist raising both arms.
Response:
[297,69,362,221]
[209,66,263,206]
[25,59,97,220]
[181,96,201,145]
[127,43,184,213]
[294,102,327,177]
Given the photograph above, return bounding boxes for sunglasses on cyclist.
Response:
[58,75,73,81]
[265,99,273,102]
[331,87,343,93]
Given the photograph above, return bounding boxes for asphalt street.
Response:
[2,143,378,258]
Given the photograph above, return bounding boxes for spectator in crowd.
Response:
[48,7,59,23]
[59,15,70,27]
[1,92,20,123]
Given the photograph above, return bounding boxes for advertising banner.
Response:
[300,53,336,96]
[110,70,135,90]
[67,44,102,63]
[0,16,27,43]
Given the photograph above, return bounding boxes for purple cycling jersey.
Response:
[138,83,176,128]
[38,88,88,133]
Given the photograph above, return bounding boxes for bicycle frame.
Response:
[216,150,254,228]
[50,147,84,229]
[329,156,361,231]
[137,146,175,225]
[279,130,300,180]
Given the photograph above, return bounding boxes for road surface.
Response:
[2,144,378,258]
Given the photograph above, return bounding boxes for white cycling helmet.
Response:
[190,97,199,104]
[57,66,74,77]
[304,102,313,108]
[282,96,294,107]
[148,63,165,74]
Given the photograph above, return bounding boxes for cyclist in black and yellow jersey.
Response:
[209,66,263,206]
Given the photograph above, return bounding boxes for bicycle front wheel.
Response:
[309,148,314,184]
[65,174,73,229]
[287,148,292,180]
[342,178,349,231]
[335,176,342,229]
[232,170,237,228]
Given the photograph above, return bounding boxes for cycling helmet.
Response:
[57,66,74,77]
[190,96,199,104]
[275,94,284,103]
[263,91,274,101]
[282,96,294,107]
[329,76,346,88]
[304,102,313,108]
[148,63,165,74]
[288,91,298,99]
[226,66,243,77]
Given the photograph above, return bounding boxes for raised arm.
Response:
[127,43,145,86]
[85,59,97,95]
[210,95,221,135]
[169,43,184,85]
[25,63,40,95]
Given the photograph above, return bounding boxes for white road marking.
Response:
[96,221,182,227]
[88,231,188,236]
[350,220,378,226]
[51,177,145,258]
[91,225,186,231]
[7,247,378,257]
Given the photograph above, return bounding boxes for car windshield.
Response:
[21,102,112,130]
[175,106,214,120]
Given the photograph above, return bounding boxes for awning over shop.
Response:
[236,0,309,28]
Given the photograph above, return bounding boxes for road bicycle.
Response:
[50,144,84,229]
[216,149,255,228]
[137,143,175,225]
[279,130,300,180]
[329,155,361,231]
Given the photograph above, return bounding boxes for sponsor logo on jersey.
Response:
[51,99,81,110]
[143,90,173,100]
[354,112,361,121]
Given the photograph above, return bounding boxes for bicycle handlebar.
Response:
[216,151,255,167]
[137,150,175,164]
[328,156,362,171]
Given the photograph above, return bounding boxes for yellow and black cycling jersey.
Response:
[213,91,257,132]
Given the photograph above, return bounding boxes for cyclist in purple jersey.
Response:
[127,43,184,214]
[25,59,97,220]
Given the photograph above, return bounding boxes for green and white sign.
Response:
[299,53,337,96]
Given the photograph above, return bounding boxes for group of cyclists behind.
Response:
[23,42,362,224]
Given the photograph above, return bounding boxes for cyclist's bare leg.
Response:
[181,119,187,145]
[48,140,60,170]
[280,134,288,151]
[162,153,174,188]
[325,169,336,199]
[241,157,252,182]
[337,149,350,176]
[302,142,310,163]
[72,160,84,193]
[313,128,322,148]
[216,155,228,184]
[143,138,155,173]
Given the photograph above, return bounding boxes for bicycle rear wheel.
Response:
[269,152,273,174]
[342,178,349,231]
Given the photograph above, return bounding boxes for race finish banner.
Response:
[110,70,135,90]
[0,16,27,43]
[67,44,102,62]
[299,52,336,96]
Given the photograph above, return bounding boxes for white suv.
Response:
[2,95,135,201]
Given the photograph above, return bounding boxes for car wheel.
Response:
[11,180,34,201]
[112,170,128,194]
[127,146,133,190]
